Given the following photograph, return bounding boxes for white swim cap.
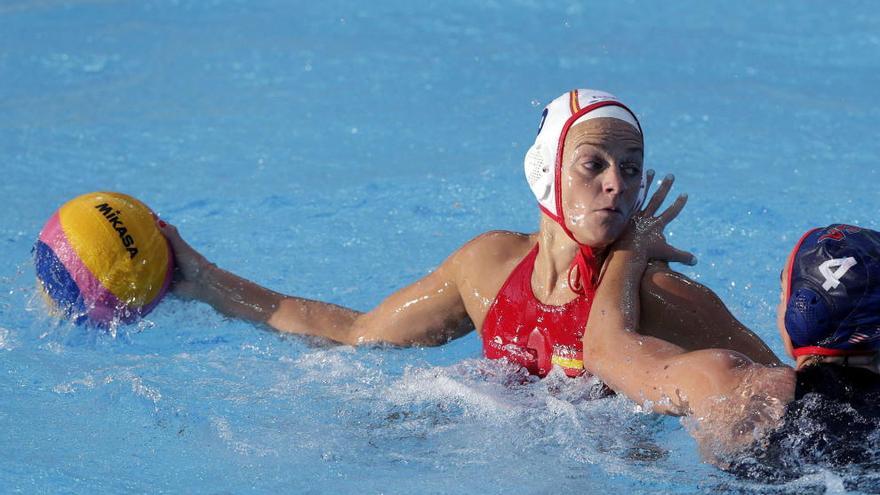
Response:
[524,89,644,226]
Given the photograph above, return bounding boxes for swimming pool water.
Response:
[2,1,880,493]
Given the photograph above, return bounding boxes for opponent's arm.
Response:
[159,222,472,346]
[582,180,746,413]
[585,245,751,415]
[587,244,794,456]
[584,178,797,459]
[638,266,781,366]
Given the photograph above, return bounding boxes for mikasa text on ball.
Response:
[34,192,174,325]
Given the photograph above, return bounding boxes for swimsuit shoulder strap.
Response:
[484,243,540,318]
[492,243,538,306]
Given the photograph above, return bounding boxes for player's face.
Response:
[559,118,643,249]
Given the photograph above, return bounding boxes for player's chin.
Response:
[574,218,628,249]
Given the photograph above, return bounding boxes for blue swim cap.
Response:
[785,225,880,356]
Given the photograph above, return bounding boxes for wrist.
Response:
[610,246,649,265]
[186,258,222,303]
[195,257,218,283]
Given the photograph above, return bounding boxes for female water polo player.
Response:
[582,178,880,469]
[159,89,779,377]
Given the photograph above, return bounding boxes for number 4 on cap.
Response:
[819,257,857,291]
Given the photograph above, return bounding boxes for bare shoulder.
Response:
[461,230,534,252]
[444,231,536,331]
[450,230,535,270]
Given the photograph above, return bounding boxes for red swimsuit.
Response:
[481,244,594,377]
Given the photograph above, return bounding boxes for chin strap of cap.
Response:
[538,198,600,297]
[567,244,597,297]
[544,94,642,299]
[552,209,598,297]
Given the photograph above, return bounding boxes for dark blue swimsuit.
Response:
[727,364,880,482]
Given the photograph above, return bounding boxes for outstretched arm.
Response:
[159,222,472,346]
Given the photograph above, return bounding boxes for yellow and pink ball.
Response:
[34,192,174,326]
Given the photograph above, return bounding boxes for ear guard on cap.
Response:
[785,285,833,348]
[524,141,552,204]
[523,89,642,220]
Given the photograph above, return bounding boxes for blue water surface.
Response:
[2,1,880,493]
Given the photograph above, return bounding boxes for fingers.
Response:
[659,193,688,225]
[157,219,186,249]
[642,174,674,217]
[641,169,655,206]
[662,245,698,266]
[156,218,172,234]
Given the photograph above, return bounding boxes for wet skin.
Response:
[159,118,780,365]
[559,117,644,248]
[581,180,809,458]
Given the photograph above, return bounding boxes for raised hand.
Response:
[617,171,696,266]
